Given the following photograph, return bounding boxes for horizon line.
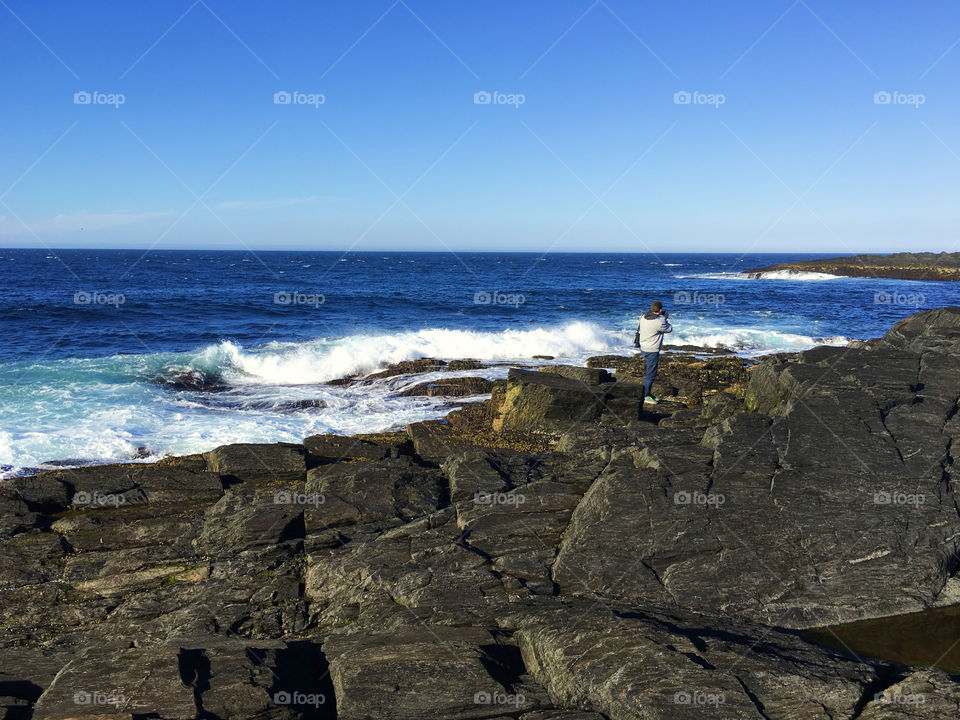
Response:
[0,247,929,256]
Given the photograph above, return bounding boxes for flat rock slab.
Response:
[398,376,495,397]
[514,603,873,720]
[324,627,546,719]
[32,647,196,720]
[305,433,410,464]
[203,442,306,480]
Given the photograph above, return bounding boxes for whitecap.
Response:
[674,270,841,281]
[199,321,619,386]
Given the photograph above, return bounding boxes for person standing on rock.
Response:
[636,300,672,404]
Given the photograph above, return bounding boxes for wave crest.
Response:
[675,270,842,281]
[745,269,842,281]
[186,322,618,385]
[671,327,851,354]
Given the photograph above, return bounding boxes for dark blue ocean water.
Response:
[1,249,957,474]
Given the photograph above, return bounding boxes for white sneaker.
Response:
[644,395,659,404]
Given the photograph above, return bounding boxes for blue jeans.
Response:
[642,351,660,397]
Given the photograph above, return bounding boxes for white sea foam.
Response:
[0,319,853,477]
[671,327,851,354]
[675,270,843,281]
[747,269,843,280]
[199,322,618,385]
[672,272,742,279]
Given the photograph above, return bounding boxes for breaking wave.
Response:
[181,322,619,385]
[675,270,843,281]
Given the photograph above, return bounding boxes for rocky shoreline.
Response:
[2,308,960,719]
[745,251,960,281]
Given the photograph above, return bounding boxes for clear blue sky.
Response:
[0,0,957,252]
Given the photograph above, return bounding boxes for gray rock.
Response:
[556,309,960,628]
[324,627,545,719]
[203,442,306,480]
[3,473,71,511]
[494,368,649,435]
[305,457,444,532]
[515,602,874,720]
[305,433,410,464]
[858,668,960,718]
[399,376,495,397]
[32,647,196,720]
[407,420,484,462]
[538,365,613,385]
[3,309,960,719]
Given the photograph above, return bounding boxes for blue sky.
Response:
[0,0,957,252]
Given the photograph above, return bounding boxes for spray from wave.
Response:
[743,269,843,281]
[146,319,850,387]
[0,319,856,477]
[670,327,851,354]
[675,270,843,281]
[165,321,620,386]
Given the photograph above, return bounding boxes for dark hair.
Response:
[651,301,663,312]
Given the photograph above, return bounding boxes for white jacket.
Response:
[638,312,672,352]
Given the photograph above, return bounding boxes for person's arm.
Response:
[660,317,672,334]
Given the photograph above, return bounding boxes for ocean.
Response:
[1,249,957,477]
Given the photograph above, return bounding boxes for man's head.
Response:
[651,300,663,314]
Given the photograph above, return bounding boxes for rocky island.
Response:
[745,251,960,281]
[2,308,960,719]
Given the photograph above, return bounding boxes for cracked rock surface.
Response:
[2,308,960,719]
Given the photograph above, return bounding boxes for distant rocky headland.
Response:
[745,251,960,281]
[3,308,960,719]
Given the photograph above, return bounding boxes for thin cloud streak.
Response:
[0,209,175,237]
